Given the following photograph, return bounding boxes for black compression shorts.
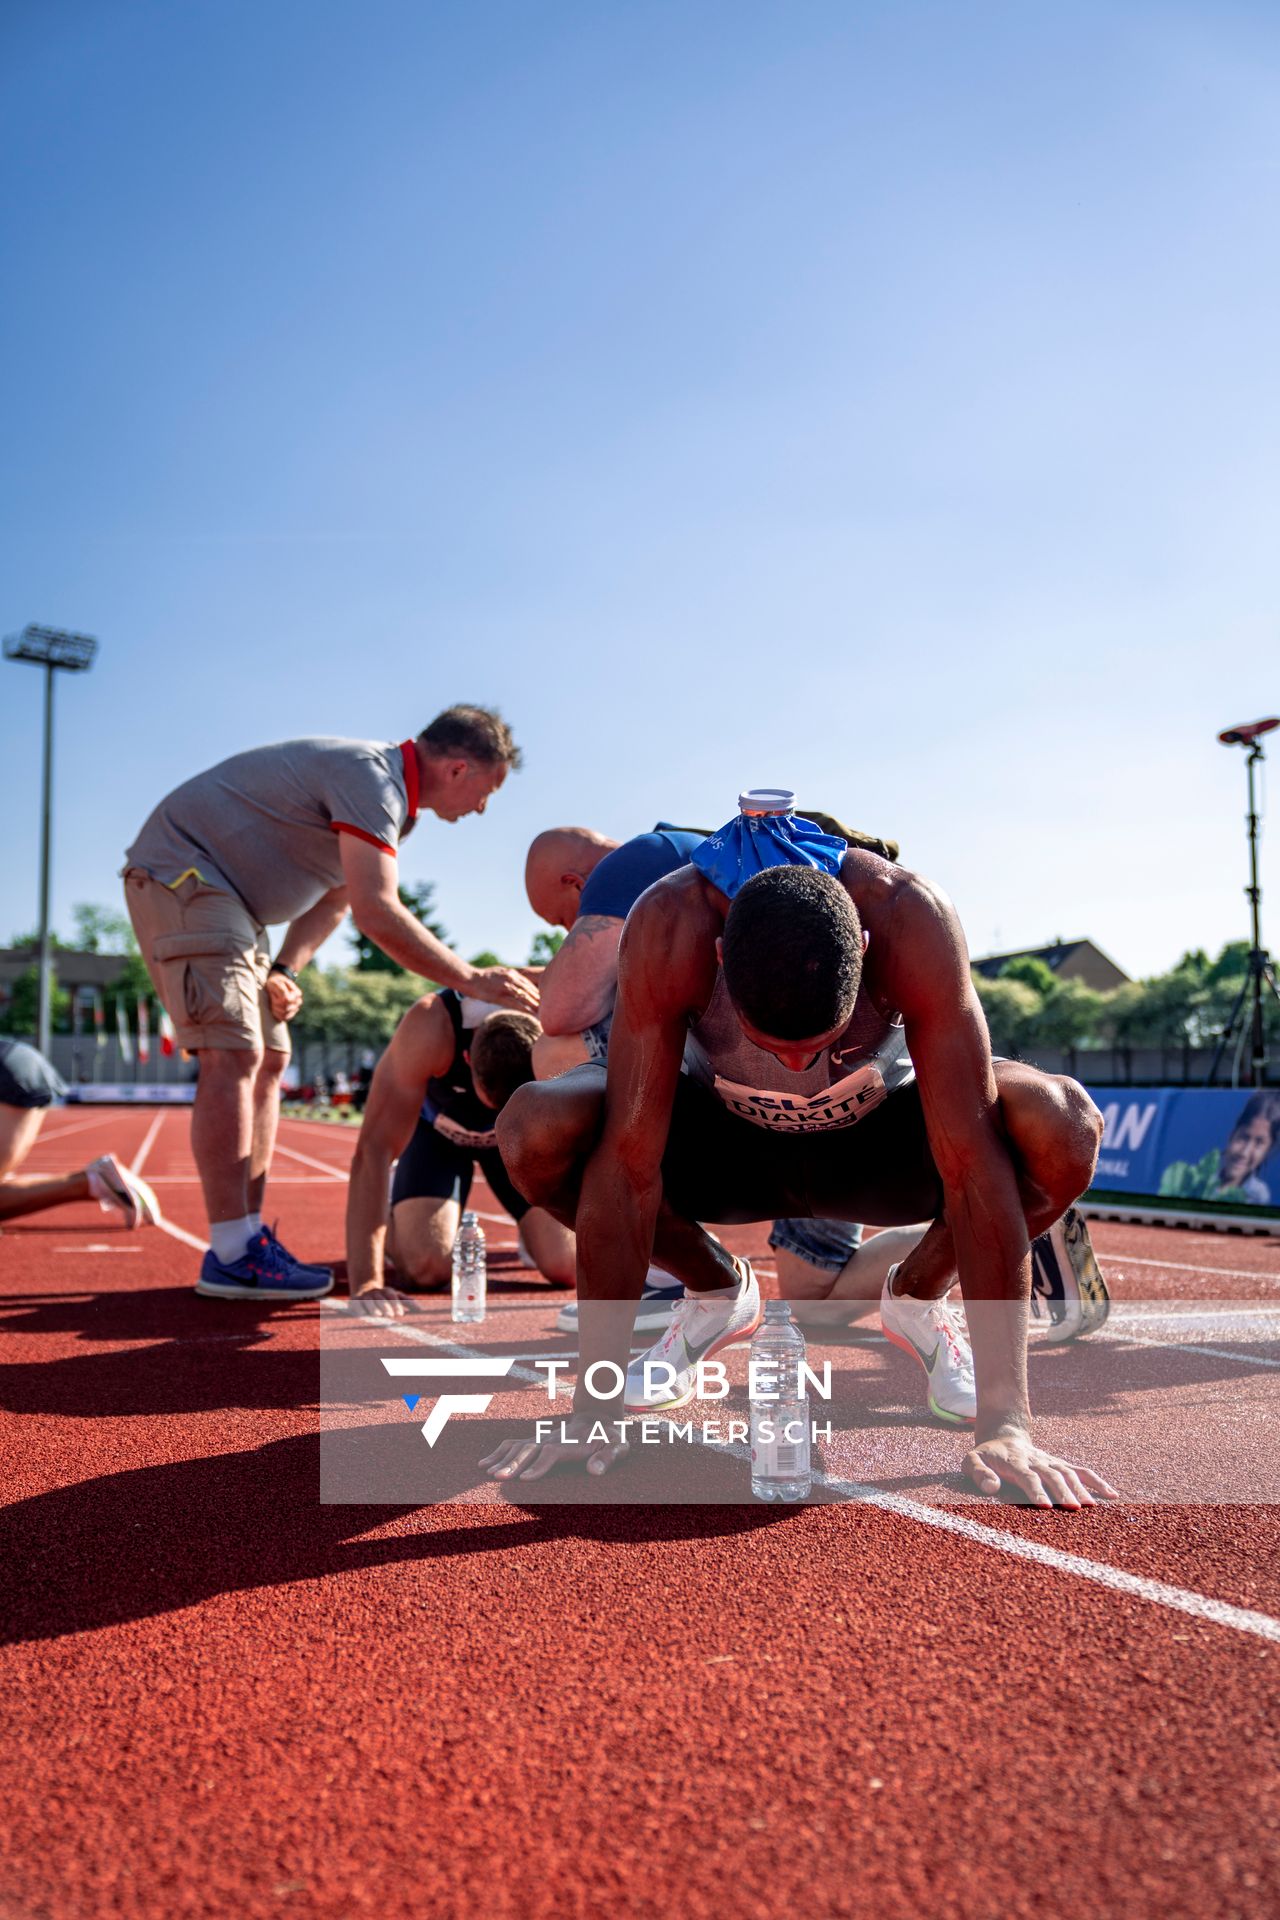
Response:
[0,1039,67,1111]
[390,1114,530,1224]
[659,1072,944,1227]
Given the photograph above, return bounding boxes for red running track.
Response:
[2,1107,1279,1919]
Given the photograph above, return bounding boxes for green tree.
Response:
[295,966,427,1045]
[468,949,505,970]
[7,927,63,951]
[972,975,1041,1056]
[528,929,565,965]
[103,951,160,1029]
[0,968,70,1038]
[999,955,1057,997]
[349,882,448,973]
[1104,963,1208,1048]
[71,902,137,954]
[1023,979,1105,1051]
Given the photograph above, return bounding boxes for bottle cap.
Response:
[461,1210,479,1225]
[763,1299,793,1320]
[738,788,795,816]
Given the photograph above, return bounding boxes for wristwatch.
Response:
[269,961,299,984]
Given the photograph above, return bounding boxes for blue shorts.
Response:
[768,1216,864,1275]
[583,1018,611,1065]
[0,1039,66,1111]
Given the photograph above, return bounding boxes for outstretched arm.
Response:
[483,879,718,1481]
[346,996,454,1314]
[339,835,539,1011]
[891,880,1117,1506]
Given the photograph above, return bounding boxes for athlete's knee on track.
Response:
[1037,1074,1103,1197]
[534,1241,576,1287]
[1002,1068,1102,1203]
[495,1083,549,1197]
[395,1244,452,1291]
[497,1080,594,1202]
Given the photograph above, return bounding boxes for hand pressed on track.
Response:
[965,1429,1120,1508]
[347,1285,412,1320]
[481,1410,628,1482]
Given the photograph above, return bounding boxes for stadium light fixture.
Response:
[3,624,100,1057]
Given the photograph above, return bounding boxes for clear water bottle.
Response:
[749,1300,811,1502]
[451,1210,486,1324]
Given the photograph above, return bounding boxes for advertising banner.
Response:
[64,1083,196,1104]
[1088,1084,1280,1211]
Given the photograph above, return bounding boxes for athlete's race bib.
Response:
[431,1112,498,1152]
[712,1062,889,1134]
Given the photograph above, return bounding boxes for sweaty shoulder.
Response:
[842,852,969,1017]
[617,866,721,1018]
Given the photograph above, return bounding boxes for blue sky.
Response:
[1,0,1277,981]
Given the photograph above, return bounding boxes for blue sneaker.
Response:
[261,1222,333,1283]
[196,1228,334,1300]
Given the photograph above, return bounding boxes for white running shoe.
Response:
[86,1154,162,1230]
[880,1267,976,1425]
[624,1258,762,1412]
[555,1268,686,1337]
[1029,1206,1111,1343]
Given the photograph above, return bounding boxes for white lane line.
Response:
[155,1216,208,1255]
[322,1302,549,1389]
[1115,1334,1280,1371]
[327,1303,1280,1647]
[818,1477,1280,1646]
[30,1111,137,1146]
[1105,1254,1280,1284]
[131,1111,166,1174]
[272,1141,349,1181]
[1117,1307,1280,1325]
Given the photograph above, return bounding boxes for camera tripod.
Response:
[1207,719,1280,1088]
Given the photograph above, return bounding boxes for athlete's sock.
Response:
[210,1216,257,1265]
[246,1212,263,1237]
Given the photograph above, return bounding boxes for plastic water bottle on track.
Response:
[451,1210,486,1324]
[749,1301,811,1503]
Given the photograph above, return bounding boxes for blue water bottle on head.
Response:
[692,789,846,901]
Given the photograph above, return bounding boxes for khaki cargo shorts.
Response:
[124,870,290,1055]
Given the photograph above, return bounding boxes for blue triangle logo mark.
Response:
[402,1394,421,1412]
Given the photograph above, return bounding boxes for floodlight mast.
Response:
[3,624,99,1057]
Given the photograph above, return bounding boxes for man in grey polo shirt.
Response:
[124,704,534,1301]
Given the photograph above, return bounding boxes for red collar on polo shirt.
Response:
[399,740,420,823]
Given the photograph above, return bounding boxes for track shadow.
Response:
[1024,1336,1280,1411]
[0,1432,793,1644]
[0,1286,324,1417]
